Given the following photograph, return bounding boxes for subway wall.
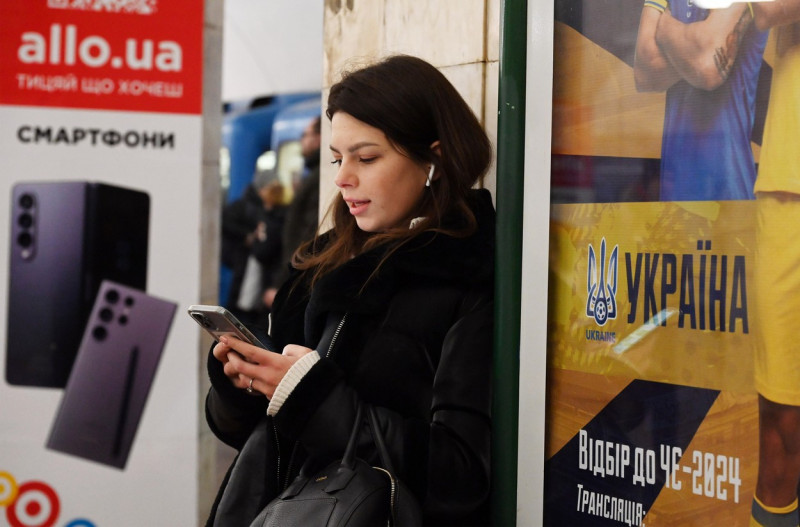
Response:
[319,0,500,214]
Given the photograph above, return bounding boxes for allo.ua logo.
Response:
[586,238,618,326]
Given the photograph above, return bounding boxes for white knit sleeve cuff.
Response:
[267,351,321,416]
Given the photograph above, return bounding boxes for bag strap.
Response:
[341,403,396,473]
[367,404,396,475]
[340,402,364,469]
[367,404,403,526]
[288,310,398,490]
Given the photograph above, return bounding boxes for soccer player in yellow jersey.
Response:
[751,2,800,526]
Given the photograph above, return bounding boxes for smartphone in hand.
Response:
[187,305,268,349]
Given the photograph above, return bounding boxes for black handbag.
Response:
[249,403,423,527]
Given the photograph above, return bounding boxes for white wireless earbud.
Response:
[426,165,435,187]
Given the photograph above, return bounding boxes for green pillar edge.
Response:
[492,0,527,525]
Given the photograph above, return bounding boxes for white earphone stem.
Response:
[426,165,435,187]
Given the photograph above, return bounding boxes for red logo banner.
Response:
[0,0,203,114]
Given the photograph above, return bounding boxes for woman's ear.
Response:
[429,140,442,158]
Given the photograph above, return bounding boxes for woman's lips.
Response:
[346,199,369,215]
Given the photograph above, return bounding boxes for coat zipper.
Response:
[325,313,347,359]
[273,421,282,491]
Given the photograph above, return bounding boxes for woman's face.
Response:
[330,112,428,233]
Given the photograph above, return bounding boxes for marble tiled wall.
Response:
[320,0,501,214]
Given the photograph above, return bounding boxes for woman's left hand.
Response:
[217,336,314,398]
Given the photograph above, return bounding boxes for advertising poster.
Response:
[543,1,798,526]
[0,1,205,525]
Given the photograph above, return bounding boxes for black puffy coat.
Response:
[206,189,495,526]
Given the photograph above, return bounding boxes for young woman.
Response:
[206,54,495,526]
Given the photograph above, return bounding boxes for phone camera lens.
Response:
[17,232,33,248]
[99,307,114,322]
[118,315,128,326]
[18,194,34,209]
[17,213,33,229]
[124,296,135,307]
[92,325,108,341]
[105,289,120,304]
[192,313,212,328]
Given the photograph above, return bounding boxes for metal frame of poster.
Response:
[510,0,556,525]
[0,0,208,525]
[543,1,799,526]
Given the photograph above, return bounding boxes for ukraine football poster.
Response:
[543,1,790,525]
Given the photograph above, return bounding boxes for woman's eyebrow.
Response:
[329,142,381,154]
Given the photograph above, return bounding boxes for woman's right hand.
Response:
[212,339,243,385]
[212,336,308,398]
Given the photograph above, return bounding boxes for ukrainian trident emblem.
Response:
[586,238,618,326]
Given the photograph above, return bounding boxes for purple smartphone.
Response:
[46,280,176,469]
[6,181,149,388]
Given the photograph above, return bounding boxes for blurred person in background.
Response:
[248,179,287,318]
[221,169,283,329]
[262,115,321,309]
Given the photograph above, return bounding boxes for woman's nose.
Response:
[334,162,355,188]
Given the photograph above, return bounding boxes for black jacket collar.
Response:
[272,189,495,347]
[309,188,495,315]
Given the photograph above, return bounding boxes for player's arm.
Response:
[634,1,682,91]
[655,4,752,91]
[752,0,800,31]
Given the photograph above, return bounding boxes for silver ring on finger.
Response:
[246,377,255,394]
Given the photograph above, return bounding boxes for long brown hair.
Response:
[293,55,492,285]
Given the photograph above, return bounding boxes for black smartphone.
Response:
[6,180,150,388]
[46,280,176,469]
[187,305,267,348]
